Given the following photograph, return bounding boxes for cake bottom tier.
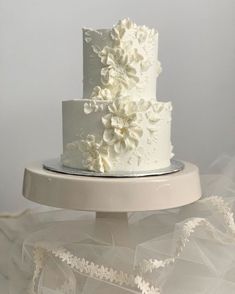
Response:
[61,98,173,172]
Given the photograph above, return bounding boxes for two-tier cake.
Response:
[61,18,173,173]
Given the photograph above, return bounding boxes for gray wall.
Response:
[0,0,235,212]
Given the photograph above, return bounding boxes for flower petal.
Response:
[84,103,93,114]
[138,99,150,112]
[128,127,143,141]
[114,141,122,153]
[87,134,95,143]
[111,116,124,128]
[114,128,123,140]
[103,129,115,144]
[108,102,118,114]
[102,114,112,127]
[102,157,111,171]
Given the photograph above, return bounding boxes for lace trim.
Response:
[138,218,214,273]
[138,196,235,274]
[30,196,235,294]
[135,276,160,294]
[30,246,160,294]
[202,196,235,235]
[30,247,47,294]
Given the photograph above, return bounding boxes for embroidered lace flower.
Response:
[102,98,143,153]
[135,276,160,294]
[79,134,110,172]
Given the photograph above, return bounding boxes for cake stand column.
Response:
[96,212,131,247]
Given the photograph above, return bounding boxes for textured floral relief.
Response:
[79,134,110,172]
[84,100,104,114]
[111,18,157,74]
[89,18,160,100]
[164,102,173,123]
[90,86,113,100]
[111,18,155,51]
[127,149,143,166]
[137,99,151,112]
[164,102,173,112]
[102,98,143,153]
[99,46,140,93]
[145,101,172,123]
[147,127,158,144]
[80,97,172,171]
[84,30,92,44]
[156,60,162,77]
[111,18,136,43]
[61,141,81,166]
[84,29,102,44]
[146,102,163,123]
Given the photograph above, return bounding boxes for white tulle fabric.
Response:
[1,155,235,294]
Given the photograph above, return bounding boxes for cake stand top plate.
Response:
[22,161,201,212]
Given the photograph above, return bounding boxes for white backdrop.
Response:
[0,0,235,212]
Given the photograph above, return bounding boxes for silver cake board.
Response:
[42,158,184,178]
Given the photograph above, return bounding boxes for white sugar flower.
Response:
[136,25,155,44]
[102,99,143,153]
[111,18,137,43]
[111,18,156,73]
[90,86,113,100]
[99,46,140,92]
[84,100,104,114]
[93,19,159,98]
[111,18,155,48]
[79,135,110,172]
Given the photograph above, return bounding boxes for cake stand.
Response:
[23,161,201,246]
[23,161,201,212]
[23,162,201,211]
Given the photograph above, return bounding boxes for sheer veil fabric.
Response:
[0,155,235,293]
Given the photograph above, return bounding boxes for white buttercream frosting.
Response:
[61,18,174,173]
[102,98,143,153]
[83,18,161,100]
[61,99,172,172]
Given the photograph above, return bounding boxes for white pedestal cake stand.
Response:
[22,161,201,246]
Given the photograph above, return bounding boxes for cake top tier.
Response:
[83,18,162,101]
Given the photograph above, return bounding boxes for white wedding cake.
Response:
[61,18,173,173]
